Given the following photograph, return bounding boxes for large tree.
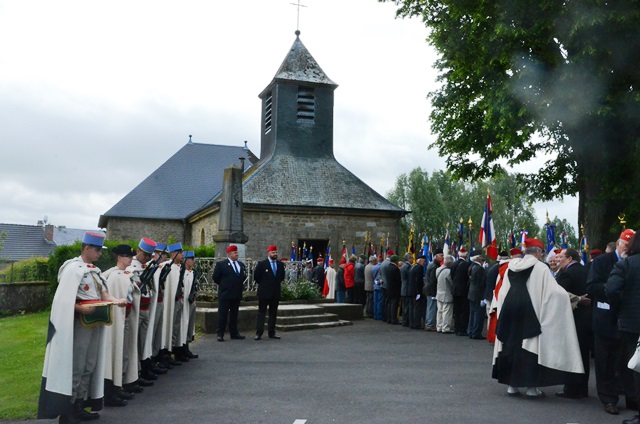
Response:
[383,0,640,248]
[388,169,539,250]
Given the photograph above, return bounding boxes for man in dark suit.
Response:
[212,245,246,342]
[254,245,286,340]
[587,229,636,415]
[555,248,592,399]
[451,248,470,336]
[409,255,426,329]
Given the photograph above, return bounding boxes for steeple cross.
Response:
[290,0,307,32]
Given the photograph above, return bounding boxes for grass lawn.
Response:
[0,310,49,420]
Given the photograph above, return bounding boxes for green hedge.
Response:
[0,257,49,283]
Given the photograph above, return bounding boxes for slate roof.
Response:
[272,35,337,87]
[241,155,404,212]
[54,227,101,246]
[99,142,257,226]
[0,223,56,262]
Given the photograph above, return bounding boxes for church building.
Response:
[99,32,406,260]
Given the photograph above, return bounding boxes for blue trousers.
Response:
[373,290,383,320]
[336,290,345,304]
[468,301,484,338]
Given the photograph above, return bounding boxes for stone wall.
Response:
[0,282,50,315]
[190,206,400,260]
[105,217,189,244]
[190,211,219,248]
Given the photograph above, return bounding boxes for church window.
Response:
[264,91,273,134]
[200,228,205,246]
[297,86,315,121]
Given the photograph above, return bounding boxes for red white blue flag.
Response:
[479,194,496,248]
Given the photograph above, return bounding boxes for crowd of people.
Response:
[311,229,640,424]
[37,227,640,424]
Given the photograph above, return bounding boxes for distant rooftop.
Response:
[0,223,56,262]
[99,142,258,226]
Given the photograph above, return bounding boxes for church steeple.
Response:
[258,32,338,161]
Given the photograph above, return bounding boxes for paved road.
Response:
[26,320,631,424]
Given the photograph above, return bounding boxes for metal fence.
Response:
[194,258,311,295]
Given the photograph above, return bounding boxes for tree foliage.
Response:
[382,0,640,248]
[388,169,540,250]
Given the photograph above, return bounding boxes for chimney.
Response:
[44,224,54,242]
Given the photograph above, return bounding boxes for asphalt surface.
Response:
[20,319,633,424]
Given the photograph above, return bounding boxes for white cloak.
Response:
[492,255,584,374]
[325,267,336,300]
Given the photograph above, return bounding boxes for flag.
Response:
[457,219,464,248]
[545,222,556,254]
[509,233,516,249]
[580,234,589,265]
[407,226,416,262]
[451,241,458,259]
[479,194,496,248]
[520,230,528,248]
[427,241,433,263]
[290,242,297,262]
[324,243,331,268]
[341,242,347,262]
[560,231,568,248]
[443,228,450,257]
[309,246,313,261]
[351,244,356,256]
[302,242,308,261]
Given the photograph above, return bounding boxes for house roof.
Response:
[99,142,257,226]
[54,227,102,246]
[0,223,56,262]
[271,34,337,87]
[242,155,403,212]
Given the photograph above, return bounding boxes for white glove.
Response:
[415,294,421,301]
[480,299,487,307]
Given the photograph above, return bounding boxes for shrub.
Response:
[280,280,321,301]
[0,257,50,283]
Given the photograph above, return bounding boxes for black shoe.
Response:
[217,336,224,342]
[555,391,583,399]
[136,378,154,387]
[623,415,640,424]
[151,365,167,374]
[603,403,619,415]
[73,400,99,421]
[114,389,134,401]
[456,332,469,337]
[123,383,143,393]
[141,370,158,380]
[254,335,262,340]
[104,395,128,407]
[59,412,80,424]
[184,344,199,359]
[167,356,182,366]
[230,334,246,340]
[268,334,281,339]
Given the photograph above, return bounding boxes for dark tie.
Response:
[233,261,239,275]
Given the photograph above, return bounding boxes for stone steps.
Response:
[196,302,361,334]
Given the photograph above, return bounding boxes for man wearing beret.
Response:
[38,232,126,423]
[212,245,246,341]
[587,229,636,415]
[253,245,286,340]
[492,237,584,399]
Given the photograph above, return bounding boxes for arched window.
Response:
[200,229,205,246]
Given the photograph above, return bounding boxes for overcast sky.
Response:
[0,0,578,234]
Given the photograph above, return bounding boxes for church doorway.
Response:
[296,239,329,263]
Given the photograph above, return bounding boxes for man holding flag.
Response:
[479,193,498,260]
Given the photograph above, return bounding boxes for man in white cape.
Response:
[492,238,584,398]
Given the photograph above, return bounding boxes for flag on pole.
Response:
[324,243,331,268]
[520,230,528,249]
[479,194,496,248]
[290,242,297,262]
[341,241,347,263]
[560,231,568,248]
[443,228,450,257]
[580,234,589,265]
[509,233,516,249]
[457,219,464,249]
[302,242,308,261]
[351,244,356,257]
[545,222,556,254]
[407,226,416,262]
